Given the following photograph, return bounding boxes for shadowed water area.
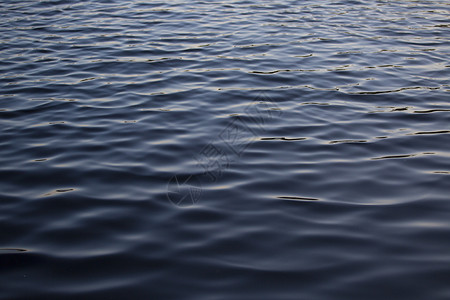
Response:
[1,0,449,299]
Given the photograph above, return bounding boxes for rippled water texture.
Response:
[1,0,449,299]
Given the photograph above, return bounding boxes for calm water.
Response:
[1,0,449,299]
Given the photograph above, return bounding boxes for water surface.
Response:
[1,0,449,299]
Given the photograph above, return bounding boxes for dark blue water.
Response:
[1,0,449,299]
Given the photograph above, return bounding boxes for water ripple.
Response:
[1,0,450,299]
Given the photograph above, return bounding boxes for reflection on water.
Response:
[1,0,449,299]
